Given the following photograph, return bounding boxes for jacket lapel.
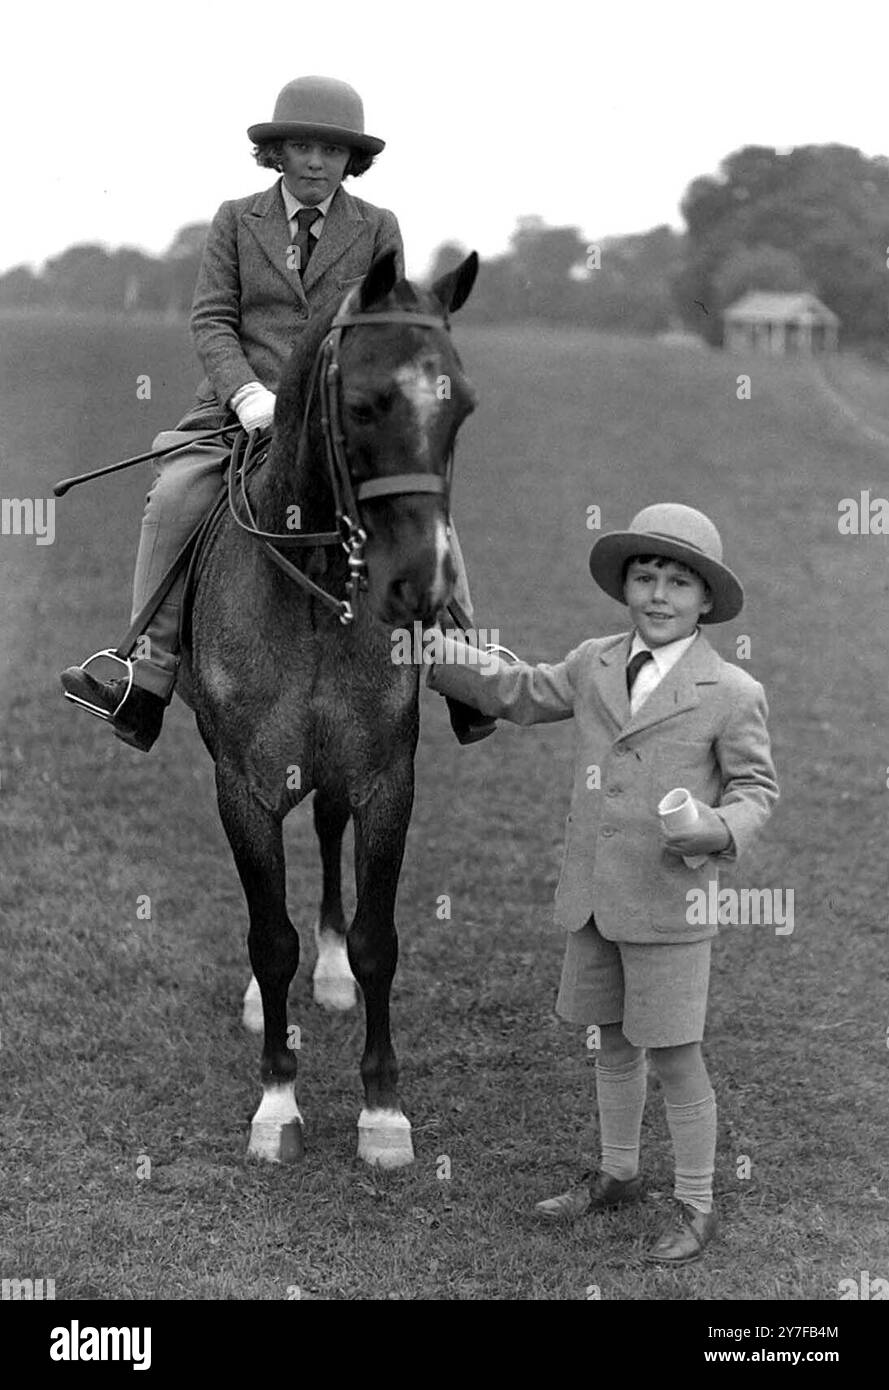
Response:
[596,634,634,730]
[302,186,365,291]
[622,632,722,736]
[241,179,307,307]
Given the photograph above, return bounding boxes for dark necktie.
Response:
[626,648,654,697]
[294,207,321,275]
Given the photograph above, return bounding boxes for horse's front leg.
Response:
[349,758,415,1169]
[312,788,358,1011]
[216,761,304,1163]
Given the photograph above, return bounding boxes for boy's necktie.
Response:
[294,207,321,275]
[626,648,654,696]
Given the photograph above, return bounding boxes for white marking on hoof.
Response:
[357,1107,414,1169]
[247,1083,304,1164]
[313,927,358,1012]
[242,974,264,1034]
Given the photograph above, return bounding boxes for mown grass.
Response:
[819,348,889,437]
[0,314,887,1300]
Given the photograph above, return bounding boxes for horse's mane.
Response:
[274,301,342,434]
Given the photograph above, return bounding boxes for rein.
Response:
[227,307,455,624]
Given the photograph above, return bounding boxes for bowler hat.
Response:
[248,76,384,155]
[588,503,744,623]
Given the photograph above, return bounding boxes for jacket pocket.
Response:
[650,854,719,935]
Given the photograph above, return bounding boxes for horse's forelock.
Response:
[276,280,452,433]
[276,301,342,425]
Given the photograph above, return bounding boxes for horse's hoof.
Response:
[357,1108,414,1168]
[247,1119,305,1164]
[242,974,264,1034]
[247,1084,304,1163]
[313,928,358,1012]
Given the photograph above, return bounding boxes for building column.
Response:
[772,320,786,355]
[799,321,812,354]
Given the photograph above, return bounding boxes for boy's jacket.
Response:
[182,179,404,422]
[428,631,779,944]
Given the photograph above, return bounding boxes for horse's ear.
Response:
[359,249,399,309]
[430,251,479,314]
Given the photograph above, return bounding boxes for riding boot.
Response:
[60,668,168,752]
[60,428,229,746]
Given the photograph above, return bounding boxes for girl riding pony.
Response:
[62,75,491,750]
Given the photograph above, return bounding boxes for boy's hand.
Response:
[662,800,731,856]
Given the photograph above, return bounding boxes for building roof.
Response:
[723,291,839,325]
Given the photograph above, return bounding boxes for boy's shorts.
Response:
[555,913,711,1048]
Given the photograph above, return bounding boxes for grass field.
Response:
[1,313,887,1300]
[819,349,889,440]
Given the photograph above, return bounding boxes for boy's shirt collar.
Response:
[628,628,699,679]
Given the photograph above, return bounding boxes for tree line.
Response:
[3,144,888,348]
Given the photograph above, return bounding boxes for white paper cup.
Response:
[657,787,708,868]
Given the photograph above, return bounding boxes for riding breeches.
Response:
[130,432,475,700]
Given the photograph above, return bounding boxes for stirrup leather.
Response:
[62,649,134,722]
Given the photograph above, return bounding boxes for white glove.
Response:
[231,382,276,432]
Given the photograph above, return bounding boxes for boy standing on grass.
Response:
[427,503,778,1262]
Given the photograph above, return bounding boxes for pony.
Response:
[180,249,479,1167]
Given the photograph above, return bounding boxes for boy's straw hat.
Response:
[589,503,744,623]
[247,76,385,155]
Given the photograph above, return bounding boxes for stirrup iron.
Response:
[62,649,134,721]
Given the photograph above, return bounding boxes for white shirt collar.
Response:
[280,179,336,222]
[629,628,699,677]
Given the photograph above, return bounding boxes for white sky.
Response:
[2,0,887,278]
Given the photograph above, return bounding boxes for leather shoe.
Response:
[445,695,497,745]
[535,1170,644,1220]
[61,667,166,752]
[645,1201,718,1264]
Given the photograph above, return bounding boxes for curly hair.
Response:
[252,140,375,179]
[622,552,711,594]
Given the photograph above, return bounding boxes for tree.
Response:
[583,225,686,333]
[0,265,50,308]
[165,223,210,260]
[43,244,117,309]
[164,222,211,317]
[508,216,589,320]
[676,144,889,344]
[425,241,469,285]
[712,243,810,309]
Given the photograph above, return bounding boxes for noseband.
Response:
[228,306,456,625]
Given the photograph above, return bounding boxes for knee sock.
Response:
[595,1053,647,1181]
[664,1090,717,1214]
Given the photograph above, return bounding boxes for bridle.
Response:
[228,305,457,624]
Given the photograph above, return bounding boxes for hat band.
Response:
[641,530,712,557]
